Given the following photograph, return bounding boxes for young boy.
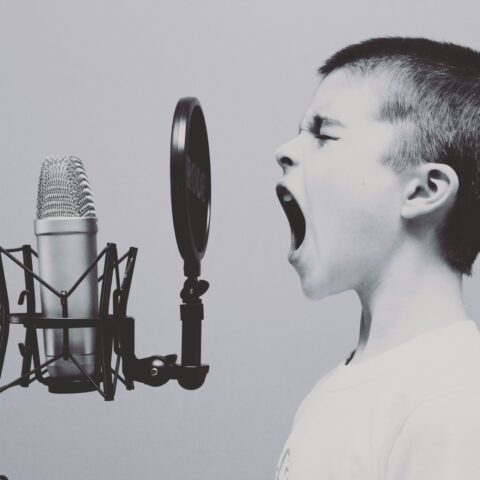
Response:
[275,37,480,479]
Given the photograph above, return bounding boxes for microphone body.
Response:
[35,217,98,378]
[35,156,99,379]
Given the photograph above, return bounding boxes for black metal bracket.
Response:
[121,276,210,390]
[0,243,209,401]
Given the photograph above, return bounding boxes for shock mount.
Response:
[0,243,209,401]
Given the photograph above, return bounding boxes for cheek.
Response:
[305,158,401,252]
[354,165,402,235]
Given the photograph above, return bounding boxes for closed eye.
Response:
[301,115,339,143]
[314,134,338,142]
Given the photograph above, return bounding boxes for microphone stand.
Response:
[0,243,209,401]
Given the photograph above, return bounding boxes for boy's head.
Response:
[276,37,480,299]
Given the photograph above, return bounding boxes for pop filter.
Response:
[170,97,211,278]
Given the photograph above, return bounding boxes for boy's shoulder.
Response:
[283,321,480,479]
[295,321,480,426]
[375,320,480,442]
[404,320,480,396]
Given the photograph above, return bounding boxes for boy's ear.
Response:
[401,163,459,220]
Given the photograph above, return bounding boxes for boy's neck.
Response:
[349,247,468,365]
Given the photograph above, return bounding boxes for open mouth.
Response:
[276,184,306,250]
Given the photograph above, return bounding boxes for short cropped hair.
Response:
[318,37,480,275]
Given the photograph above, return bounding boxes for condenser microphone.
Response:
[0,96,211,399]
[34,156,98,379]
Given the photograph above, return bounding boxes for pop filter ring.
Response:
[170,97,211,278]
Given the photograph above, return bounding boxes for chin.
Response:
[298,264,351,300]
[299,272,331,300]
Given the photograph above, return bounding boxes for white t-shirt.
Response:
[276,320,480,480]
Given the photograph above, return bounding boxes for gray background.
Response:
[1,1,480,479]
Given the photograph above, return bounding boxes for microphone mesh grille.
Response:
[37,155,96,219]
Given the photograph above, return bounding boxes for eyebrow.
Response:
[298,114,344,134]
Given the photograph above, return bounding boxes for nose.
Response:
[275,137,301,172]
